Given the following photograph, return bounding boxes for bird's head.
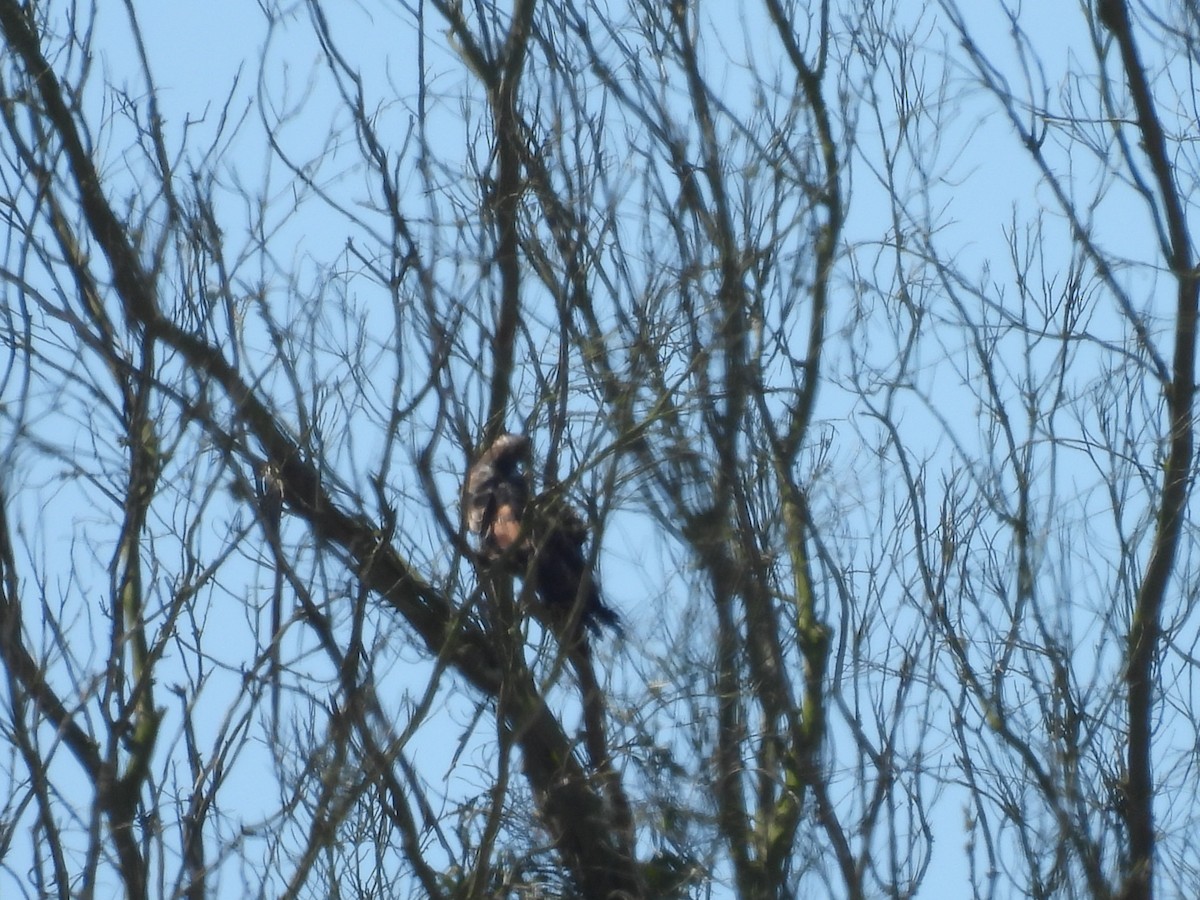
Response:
[486,432,531,474]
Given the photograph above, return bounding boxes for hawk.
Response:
[465,433,621,636]
[464,432,531,558]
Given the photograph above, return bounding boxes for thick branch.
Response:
[1099,3,1198,898]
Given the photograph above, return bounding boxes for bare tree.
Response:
[845,2,1200,898]
[0,0,1196,898]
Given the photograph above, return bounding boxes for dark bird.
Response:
[464,433,621,636]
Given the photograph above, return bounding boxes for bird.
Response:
[464,433,621,636]
[464,432,531,558]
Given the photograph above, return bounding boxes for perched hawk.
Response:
[465,433,620,636]
[464,432,531,558]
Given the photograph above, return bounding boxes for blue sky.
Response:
[4,0,1197,896]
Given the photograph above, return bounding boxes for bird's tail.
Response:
[585,585,623,637]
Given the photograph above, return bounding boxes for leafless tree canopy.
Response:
[1,1,1197,898]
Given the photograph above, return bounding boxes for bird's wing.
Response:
[528,493,621,635]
